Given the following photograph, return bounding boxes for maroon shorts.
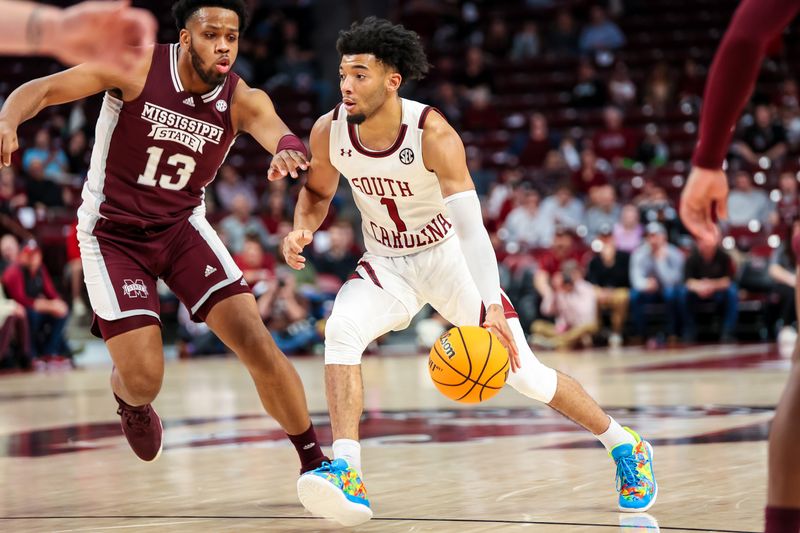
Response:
[78,213,250,340]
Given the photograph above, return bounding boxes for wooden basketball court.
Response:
[0,342,786,532]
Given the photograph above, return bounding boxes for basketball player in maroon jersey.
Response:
[680,1,800,531]
[0,0,330,478]
[0,1,156,73]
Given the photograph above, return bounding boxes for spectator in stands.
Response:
[768,222,798,338]
[532,260,598,349]
[176,303,226,358]
[571,59,607,108]
[678,58,705,108]
[2,241,69,363]
[644,61,675,115]
[312,220,360,285]
[431,82,466,130]
[234,234,276,299]
[501,185,550,249]
[215,164,257,213]
[636,125,670,167]
[548,8,580,56]
[483,17,512,59]
[584,185,621,242]
[775,78,800,111]
[727,170,774,228]
[24,158,65,208]
[629,222,687,344]
[260,270,319,355]
[462,86,502,132]
[533,228,587,310]
[514,113,560,168]
[586,228,630,348]
[571,147,609,201]
[457,46,494,96]
[65,130,89,178]
[607,61,637,109]
[64,223,86,318]
[539,183,584,235]
[614,203,644,252]
[635,183,678,235]
[466,146,496,198]
[770,171,800,228]
[262,190,291,246]
[486,168,524,226]
[0,283,30,370]
[219,193,272,255]
[683,236,738,342]
[732,103,788,167]
[592,106,638,165]
[22,129,67,182]
[579,5,626,52]
[0,167,27,216]
[510,20,540,60]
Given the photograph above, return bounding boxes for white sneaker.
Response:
[778,326,797,358]
[609,333,623,349]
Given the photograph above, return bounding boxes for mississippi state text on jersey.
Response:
[80,43,239,229]
[329,98,455,257]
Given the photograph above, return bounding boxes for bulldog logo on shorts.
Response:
[122,279,149,299]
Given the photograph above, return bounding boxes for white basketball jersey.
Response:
[329,98,455,257]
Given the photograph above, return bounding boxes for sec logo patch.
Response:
[399,148,414,165]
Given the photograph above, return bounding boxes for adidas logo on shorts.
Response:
[204,265,217,277]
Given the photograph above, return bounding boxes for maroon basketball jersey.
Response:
[80,43,240,228]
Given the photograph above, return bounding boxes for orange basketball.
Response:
[428,326,510,403]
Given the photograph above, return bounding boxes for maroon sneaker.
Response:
[114,394,163,461]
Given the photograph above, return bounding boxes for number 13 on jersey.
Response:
[137,146,196,191]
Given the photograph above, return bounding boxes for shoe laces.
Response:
[117,405,152,432]
[615,453,641,492]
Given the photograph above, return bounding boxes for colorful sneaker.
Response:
[296,458,372,526]
[611,427,657,512]
[114,394,163,462]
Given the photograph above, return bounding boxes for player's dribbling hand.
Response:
[46,1,157,73]
[483,304,521,373]
[268,150,309,181]
[0,120,18,168]
[680,167,729,248]
[282,229,313,270]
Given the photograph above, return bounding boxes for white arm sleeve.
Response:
[444,190,502,308]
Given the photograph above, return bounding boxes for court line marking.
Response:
[0,515,758,532]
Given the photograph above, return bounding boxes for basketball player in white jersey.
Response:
[284,18,657,526]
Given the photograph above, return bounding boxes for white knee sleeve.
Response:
[505,317,558,403]
[324,314,367,365]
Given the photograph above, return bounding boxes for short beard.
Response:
[346,113,367,125]
[188,42,225,87]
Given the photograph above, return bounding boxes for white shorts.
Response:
[325,236,515,362]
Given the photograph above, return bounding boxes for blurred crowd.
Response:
[1,0,800,370]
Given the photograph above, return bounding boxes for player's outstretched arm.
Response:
[231,80,308,181]
[0,1,156,71]
[423,112,520,370]
[0,62,137,167]
[282,112,340,270]
[681,0,800,246]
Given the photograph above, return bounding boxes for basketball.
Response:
[428,326,510,403]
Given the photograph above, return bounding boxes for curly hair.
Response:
[172,0,249,32]
[336,17,430,83]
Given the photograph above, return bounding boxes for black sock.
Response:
[287,422,329,473]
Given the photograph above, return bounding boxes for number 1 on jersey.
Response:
[380,197,407,232]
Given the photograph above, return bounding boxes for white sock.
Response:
[595,416,637,452]
[332,438,362,475]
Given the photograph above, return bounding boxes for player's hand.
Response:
[483,304,521,373]
[268,149,309,181]
[0,120,18,168]
[282,229,313,270]
[44,1,157,73]
[680,167,729,248]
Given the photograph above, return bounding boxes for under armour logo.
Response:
[204,265,217,277]
[399,148,414,165]
[122,279,148,299]
[341,148,352,157]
